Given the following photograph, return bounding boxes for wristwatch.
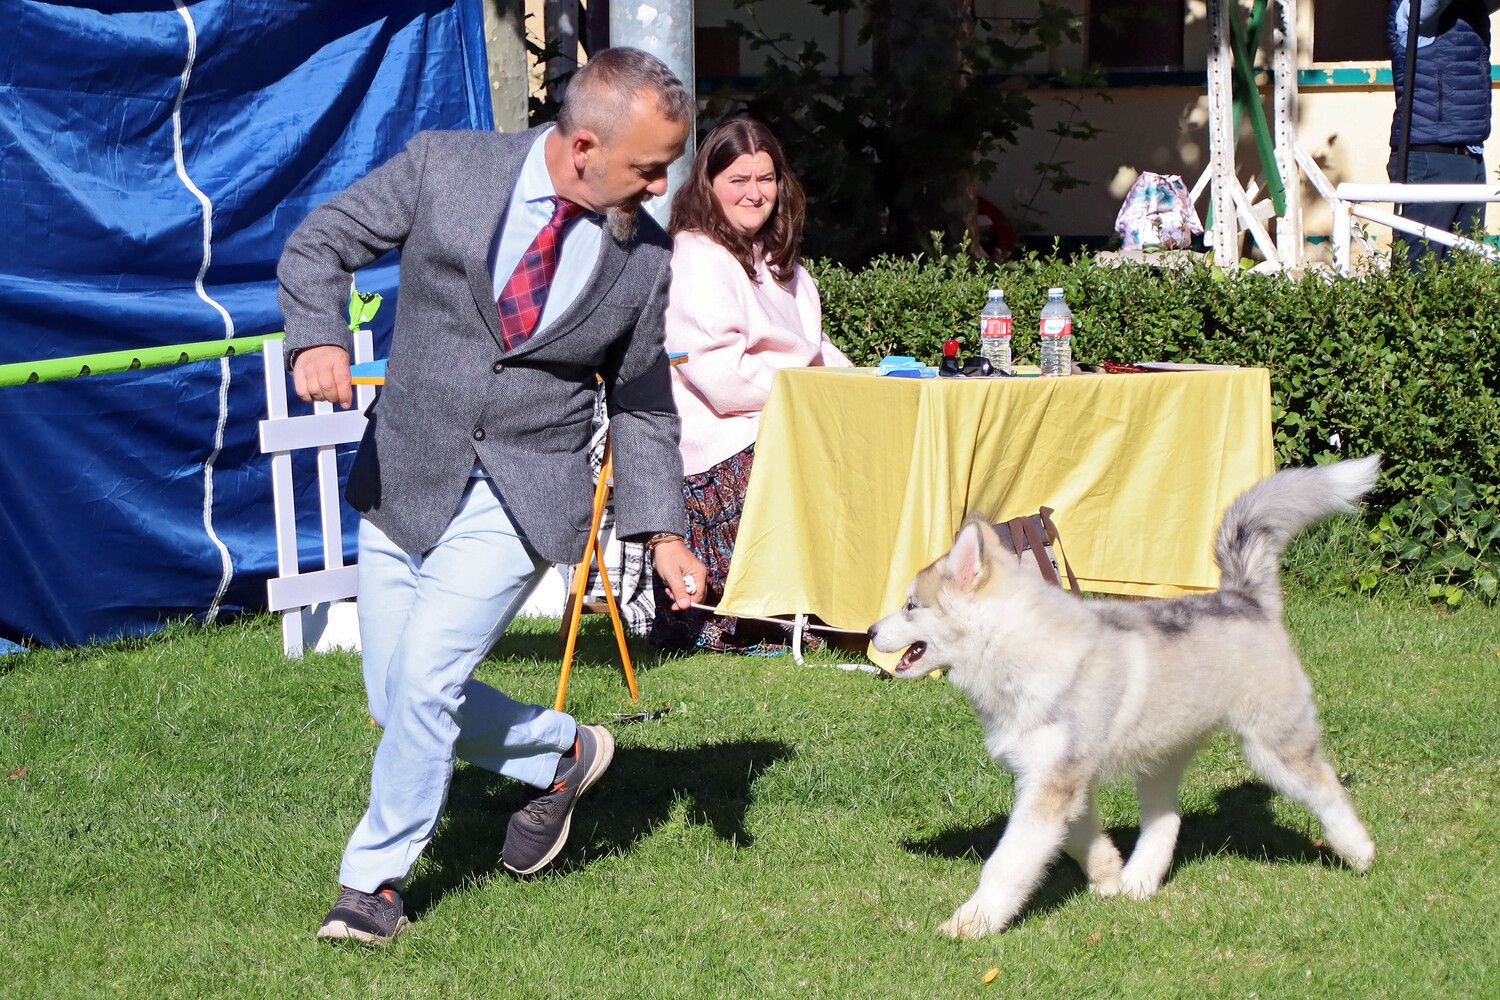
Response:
[285,345,345,371]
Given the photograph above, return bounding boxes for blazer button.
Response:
[472,427,485,441]
[491,361,504,374]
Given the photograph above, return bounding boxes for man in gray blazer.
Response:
[277,48,707,944]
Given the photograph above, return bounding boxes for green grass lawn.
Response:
[2,587,1497,998]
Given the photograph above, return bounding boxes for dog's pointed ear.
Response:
[945,515,995,591]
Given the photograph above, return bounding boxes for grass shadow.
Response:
[407,737,794,917]
[485,617,685,675]
[485,616,858,675]
[0,614,238,671]
[901,780,1327,927]
[1172,781,1325,868]
[902,814,1089,925]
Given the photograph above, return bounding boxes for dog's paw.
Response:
[938,901,1006,940]
[1119,874,1162,900]
[1090,874,1123,898]
[1320,824,1375,873]
[1343,837,1375,874]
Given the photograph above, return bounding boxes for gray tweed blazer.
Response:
[277,128,687,563]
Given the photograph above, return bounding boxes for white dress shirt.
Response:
[489,126,604,333]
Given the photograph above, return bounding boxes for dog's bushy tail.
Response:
[1215,454,1380,606]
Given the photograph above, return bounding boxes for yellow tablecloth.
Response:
[717,367,1274,638]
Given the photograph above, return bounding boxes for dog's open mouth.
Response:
[894,641,927,673]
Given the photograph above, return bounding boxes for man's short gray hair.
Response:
[556,47,692,141]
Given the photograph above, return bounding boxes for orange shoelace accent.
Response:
[549,737,581,794]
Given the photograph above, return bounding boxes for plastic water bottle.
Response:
[1039,287,1074,377]
[978,289,1012,373]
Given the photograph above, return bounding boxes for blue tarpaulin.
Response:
[0,1,494,646]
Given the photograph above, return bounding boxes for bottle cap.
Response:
[1047,287,1063,295]
[988,288,1003,298]
[942,338,960,357]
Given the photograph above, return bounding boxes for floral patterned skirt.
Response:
[650,443,827,655]
[650,443,757,652]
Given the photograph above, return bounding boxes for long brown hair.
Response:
[668,117,806,284]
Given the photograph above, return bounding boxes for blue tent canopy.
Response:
[0,1,493,645]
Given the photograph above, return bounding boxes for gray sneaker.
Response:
[316,884,410,945]
[502,723,615,876]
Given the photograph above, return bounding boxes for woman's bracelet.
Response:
[645,532,684,552]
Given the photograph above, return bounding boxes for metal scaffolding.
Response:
[1202,0,1500,274]
[1199,0,1328,271]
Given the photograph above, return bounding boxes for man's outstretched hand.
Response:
[652,538,708,612]
[292,344,354,409]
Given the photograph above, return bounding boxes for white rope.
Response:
[171,1,236,622]
[686,602,867,635]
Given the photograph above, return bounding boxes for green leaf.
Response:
[347,290,383,332]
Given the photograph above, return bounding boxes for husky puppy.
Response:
[869,456,1380,939]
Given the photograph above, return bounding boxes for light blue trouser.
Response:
[338,475,577,893]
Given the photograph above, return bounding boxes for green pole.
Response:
[1230,0,1286,217]
[0,290,380,388]
[0,333,283,388]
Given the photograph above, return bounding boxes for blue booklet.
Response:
[349,359,387,383]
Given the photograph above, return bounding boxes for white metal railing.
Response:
[1331,183,1500,275]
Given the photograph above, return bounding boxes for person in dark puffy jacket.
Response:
[1388,0,1500,266]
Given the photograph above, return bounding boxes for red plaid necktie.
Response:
[496,196,586,350]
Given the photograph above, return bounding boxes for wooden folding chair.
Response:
[554,354,685,711]
[553,434,638,711]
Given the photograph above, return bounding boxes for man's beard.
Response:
[588,154,644,241]
[606,205,639,242]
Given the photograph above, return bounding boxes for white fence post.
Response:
[260,332,373,658]
[1272,0,1302,267]
[1206,0,1240,264]
[1332,200,1353,276]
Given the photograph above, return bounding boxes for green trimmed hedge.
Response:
[810,251,1500,601]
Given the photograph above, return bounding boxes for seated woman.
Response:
[651,117,852,653]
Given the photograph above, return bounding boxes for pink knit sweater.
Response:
[663,230,852,475]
